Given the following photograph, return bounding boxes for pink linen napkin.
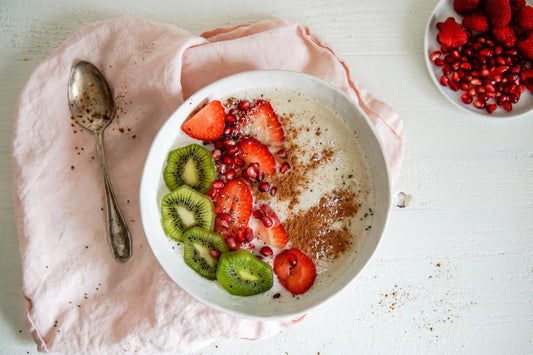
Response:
[12,17,404,354]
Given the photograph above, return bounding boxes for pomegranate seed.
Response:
[479,48,492,57]
[253,209,266,219]
[470,78,482,86]
[440,75,449,86]
[434,58,445,66]
[238,100,250,110]
[473,99,486,109]
[214,206,225,214]
[246,165,258,179]
[244,227,254,242]
[223,139,236,148]
[429,51,441,62]
[449,81,459,91]
[461,94,473,104]
[442,65,452,75]
[276,149,287,159]
[451,61,460,70]
[225,146,238,156]
[451,49,460,59]
[225,114,236,123]
[459,62,472,70]
[256,170,265,182]
[467,88,476,97]
[451,71,460,82]
[270,186,277,197]
[229,108,238,115]
[280,162,291,174]
[258,182,271,192]
[210,250,221,259]
[217,164,226,175]
[502,102,513,111]
[236,230,245,243]
[212,149,222,161]
[225,169,236,180]
[223,156,233,165]
[223,126,232,136]
[207,187,217,199]
[234,156,245,167]
[212,180,225,189]
[218,219,230,229]
[260,246,273,257]
[288,253,298,267]
[262,216,273,228]
[225,236,237,250]
[486,104,497,113]
[273,293,281,299]
[445,55,455,64]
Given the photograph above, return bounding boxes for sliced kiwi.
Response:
[160,185,215,242]
[183,227,230,280]
[216,250,273,296]
[163,143,216,193]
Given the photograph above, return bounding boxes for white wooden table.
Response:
[1,0,532,353]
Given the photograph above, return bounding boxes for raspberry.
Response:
[521,68,533,93]
[516,5,533,32]
[492,25,517,48]
[437,17,469,48]
[510,0,526,16]
[453,0,481,15]
[484,0,512,28]
[462,11,489,32]
[516,32,533,61]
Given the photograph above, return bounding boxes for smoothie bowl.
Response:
[140,70,391,320]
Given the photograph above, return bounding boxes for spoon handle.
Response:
[95,131,132,262]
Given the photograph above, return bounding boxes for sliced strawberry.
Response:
[273,248,316,295]
[237,137,276,175]
[437,17,469,49]
[236,100,285,146]
[181,100,225,142]
[251,204,288,249]
[213,179,253,239]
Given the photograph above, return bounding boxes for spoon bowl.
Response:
[68,60,132,262]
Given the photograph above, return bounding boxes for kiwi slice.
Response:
[216,250,273,296]
[163,143,216,193]
[183,227,230,280]
[160,185,215,242]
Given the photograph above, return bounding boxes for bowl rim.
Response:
[139,69,392,320]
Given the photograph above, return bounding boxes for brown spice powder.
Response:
[284,188,359,262]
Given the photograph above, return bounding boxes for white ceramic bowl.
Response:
[140,70,391,320]
[424,0,533,118]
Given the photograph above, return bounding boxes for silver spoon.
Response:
[68,60,132,262]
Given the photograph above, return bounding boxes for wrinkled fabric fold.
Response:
[12,17,404,354]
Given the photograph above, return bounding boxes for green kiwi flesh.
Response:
[161,185,214,242]
[216,250,273,296]
[163,143,216,193]
[183,227,230,280]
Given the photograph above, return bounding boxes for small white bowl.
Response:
[140,70,391,320]
[424,0,533,118]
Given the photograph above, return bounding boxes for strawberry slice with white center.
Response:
[237,137,276,175]
[236,100,285,146]
[273,248,316,295]
[181,100,225,142]
[213,179,253,239]
[250,204,288,249]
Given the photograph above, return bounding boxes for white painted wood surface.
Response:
[1,0,532,353]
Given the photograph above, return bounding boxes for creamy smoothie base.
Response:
[160,88,375,300]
